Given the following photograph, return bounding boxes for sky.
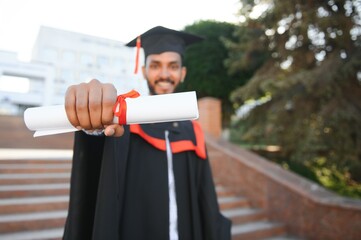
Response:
[0,0,241,61]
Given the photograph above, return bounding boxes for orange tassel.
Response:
[134,36,141,74]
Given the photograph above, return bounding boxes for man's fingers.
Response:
[64,79,118,131]
[102,83,117,125]
[75,83,92,129]
[88,85,103,129]
[64,86,80,128]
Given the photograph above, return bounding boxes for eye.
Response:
[149,64,159,70]
[169,64,180,71]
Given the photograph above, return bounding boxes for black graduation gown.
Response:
[63,121,231,240]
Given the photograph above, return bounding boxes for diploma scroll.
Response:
[24,91,199,137]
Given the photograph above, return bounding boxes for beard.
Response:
[147,79,176,95]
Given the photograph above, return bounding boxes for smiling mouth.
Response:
[155,79,175,86]
[157,81,174,89]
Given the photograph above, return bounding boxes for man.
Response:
[63,26,231,240]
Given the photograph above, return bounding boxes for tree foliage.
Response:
[228,0,361,196]
[179,20,253,127]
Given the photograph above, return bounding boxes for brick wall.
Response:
[0,115,74,149]
[197,97,222,138]
[206,135,361,240]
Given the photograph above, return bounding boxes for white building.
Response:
[0,26,147,115]
[0,51,55,115]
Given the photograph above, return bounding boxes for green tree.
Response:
[179,20,253,127]
[228,0,361,197]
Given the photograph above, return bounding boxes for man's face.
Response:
[142,52,186,95]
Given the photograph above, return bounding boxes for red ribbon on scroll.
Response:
[113,90,140,125]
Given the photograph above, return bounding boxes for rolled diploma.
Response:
[24,91,199,137]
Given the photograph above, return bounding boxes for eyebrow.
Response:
[149,60,180,65]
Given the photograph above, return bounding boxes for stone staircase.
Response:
[0,151,298,240]
[216,186,293,240]
[0,157,70,240]
[209,150,299,240]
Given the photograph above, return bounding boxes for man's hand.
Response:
[65,79,124,137]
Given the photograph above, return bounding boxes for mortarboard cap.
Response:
[126,26,204,58]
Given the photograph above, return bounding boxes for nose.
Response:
[159,66,170,79]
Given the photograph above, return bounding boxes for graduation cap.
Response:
[126,26,204,73]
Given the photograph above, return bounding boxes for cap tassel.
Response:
[134,36,141,74]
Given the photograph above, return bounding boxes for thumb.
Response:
[104,124,124,137]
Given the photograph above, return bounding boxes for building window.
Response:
[97,55,109,69]
[0,75,30,93]
[60,69,75,84]
[28,79,44,93]
[113,57,124,68]
[55,85,68,95]
[62,50,76,64]
[41,48,58,63]
[80,53,93,67]
[113,57,128,74]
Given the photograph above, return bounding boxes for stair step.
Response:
[0,164,71,174]
[232,221,286,240]
[0,178,70,185]
[0,149,72,161]
[0,183,70,191]
[222,207,267,224]
[0,173,70,185]
[216,186,238,197]
[0,210,67,222]
[218,196,250,210]
[0,159,71,164]
[263,236,303,240]
[0,173,71,180]
[0,211,67,233]
[0,169,70,174]
[0,164,71,169]
[0,148,296,239]
[0,227,63,240]
[0,196,69,214]
[0,183,70,198]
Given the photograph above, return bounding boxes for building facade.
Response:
[0,26,147,115]
[0,50,55,115]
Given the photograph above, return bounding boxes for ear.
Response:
[181,66,187,83]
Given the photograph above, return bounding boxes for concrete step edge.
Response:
[0,183,69,191]
[216,186,239,195]
[0,195,69,205]
[263,236,305,240]
[221,207,263,218]
[0,210,67,222]
[0,173,70,180]
[0,164,72,169]
[0,227,64,240]
[0,149,72,160]
[232,221,284,235]
[218,196,247,203]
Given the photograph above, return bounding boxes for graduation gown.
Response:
[63,120,231,240]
